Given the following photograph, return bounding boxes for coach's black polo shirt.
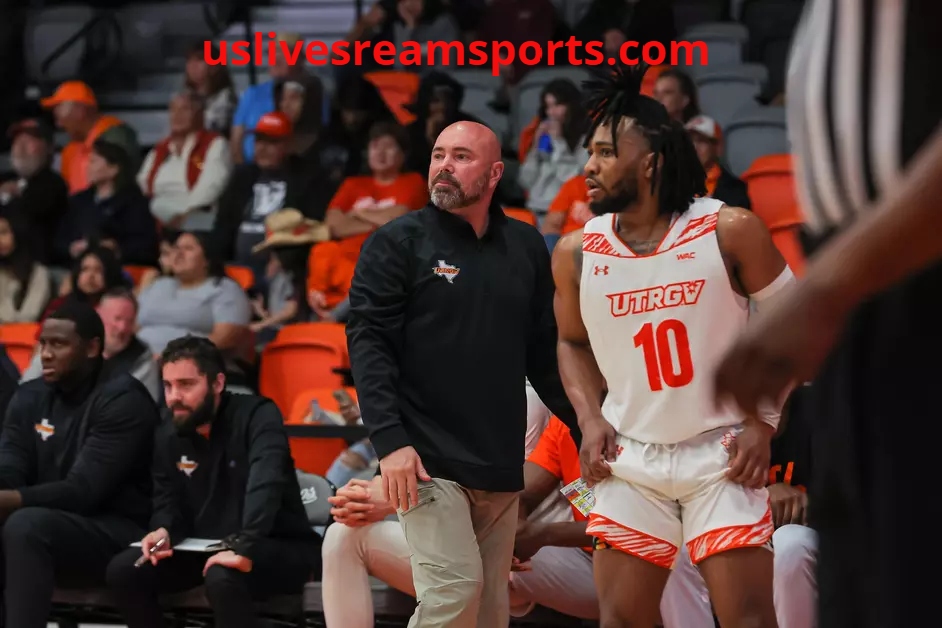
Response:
[347,200,579,493]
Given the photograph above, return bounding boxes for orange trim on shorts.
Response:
[586,513,678,569]
[685,508,774,564]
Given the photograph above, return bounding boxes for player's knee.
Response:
[321,520,360,564]
[773,524,817,582]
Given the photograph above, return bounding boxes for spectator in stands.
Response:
[56,139,159,267]
[137,228,181,294]
[321,75,397,185]
[0,344,17,421]
[0,301,159,628]
[770,383,817,628]
[653,68,700,123]
[343,0,460,73]
[106,336,320,628]
[20,288,161,401]
[136,231,251,360]
[517,79,589,219]
[573,0,676,61]
[184,41,238,136]
[0,119,68,265]
[541,173,591,250]
[685,115,752,209]
[404,71,480,174]
[308,121,427,321]
[213,112,332,274]
[322,394,378,488]
[39,246,129,324]
[138,90,233,232]
[42,80,141,194]
[230,32,315,164]
[279,77,327,168]
[478,0,563,111]
[249,209,329,339]
[0,211,50,323]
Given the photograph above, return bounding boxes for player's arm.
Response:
[804,127,942,317]
[717,205,790,299]
[551,231,606,428]
[717,207,791,441]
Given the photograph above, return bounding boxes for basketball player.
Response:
[713,1,942,626]
[552,63,795,627]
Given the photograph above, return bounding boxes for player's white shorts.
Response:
[587,425,772,568]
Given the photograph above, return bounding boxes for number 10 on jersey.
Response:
[633,319,694,391]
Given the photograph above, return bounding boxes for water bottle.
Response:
[538,133,553,155]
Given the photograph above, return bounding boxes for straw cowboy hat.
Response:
[252,209,330,253]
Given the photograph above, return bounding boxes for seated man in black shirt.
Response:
[106,335,320,628]
[0,301,159,628]
[769,383,817,628]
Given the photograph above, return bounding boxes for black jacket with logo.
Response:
[346,201,580,493]
[0,371,158,526]
[149,393,317,561]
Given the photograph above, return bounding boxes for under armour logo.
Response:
[593,266,609,275]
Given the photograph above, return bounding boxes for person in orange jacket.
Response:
[41,80,141,194]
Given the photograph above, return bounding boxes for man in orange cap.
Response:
[41,80,140,194]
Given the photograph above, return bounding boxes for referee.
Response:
[713,1,942,626]
[346,120,579,628]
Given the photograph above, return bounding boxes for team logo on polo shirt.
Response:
[177,456,198,477]
[433,260,460,284]
[34,418,54,441]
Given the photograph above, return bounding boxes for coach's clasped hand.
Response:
[726,420,775,489]
[380,446,431,513]
[579,416,618,487]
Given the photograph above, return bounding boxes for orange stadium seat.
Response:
[224,265,255,291]
[285,387,360,475]
[274,322,349,366]
[364,71,421,126]
[0,323,40,374]
[259,339,346,417]
[122,264,152,287]
[741,154,807,276]
[503,207,538,226]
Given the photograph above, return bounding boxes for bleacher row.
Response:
[21,0,799,185]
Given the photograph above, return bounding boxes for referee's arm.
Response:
[345,229,412,460]
[524,235,582,448]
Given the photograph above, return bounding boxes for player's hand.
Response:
[726,420,774,489]
[140,528,172,566]
[579,416,617,487]
[714,278,847,420]
[379,446,431,513]
[768,483,808,528]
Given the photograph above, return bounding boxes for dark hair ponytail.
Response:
[654,120,707,217]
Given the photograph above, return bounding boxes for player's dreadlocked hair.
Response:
[583,62,706,216]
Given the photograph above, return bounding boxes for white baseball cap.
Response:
[685,115,723,141]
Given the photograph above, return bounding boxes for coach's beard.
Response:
[430,172,487,210]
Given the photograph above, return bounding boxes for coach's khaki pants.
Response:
[397,478,519,628]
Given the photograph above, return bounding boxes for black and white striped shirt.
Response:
[787,0,942,235]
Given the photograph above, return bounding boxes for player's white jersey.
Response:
[579,197,747,444]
